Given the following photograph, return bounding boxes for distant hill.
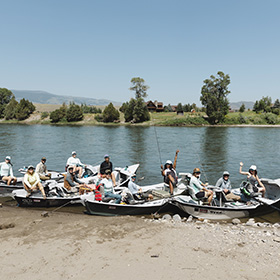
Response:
[11,90,121,106]
[229,101,254,110]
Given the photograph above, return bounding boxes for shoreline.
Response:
[1,205,280,279]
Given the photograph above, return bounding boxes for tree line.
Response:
[0,88,35,121]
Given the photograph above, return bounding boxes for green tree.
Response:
[66,103,84,122]
[0,88,14,118]
[239,103,245,113]
[164,104,173,112]
[50,103,67,123]
[15,98,36,120]
[102,103,120,123]
[176,103,183,112]
[253,96,272,113]
[4,97,18,120]
[200,71,230,124]
[129,77,149,99]
[132,98,150,123]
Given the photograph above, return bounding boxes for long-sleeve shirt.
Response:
[66,157,84,167]
[0,162,14,177]
[100,178,114,193]
[128,180,139,195]
[189,176,204,194]
[35,162,48,176]
[24,172,40,188]
[65,172,83,187]
[100,161,113,175]
[215,177,232,190]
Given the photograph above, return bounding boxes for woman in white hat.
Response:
[239,162,266,197]
[161,150,179,195]
[0,156,17,185]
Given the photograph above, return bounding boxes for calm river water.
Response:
[0,124,279,188]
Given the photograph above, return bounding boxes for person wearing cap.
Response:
[239,162,266,197]
[0,156,17,185]
[215,171,241,201]
[161,150,179,195]
[64,166,86,192]
[128,174,153,201]
[99,169,121,204]
[35,157,51,181]
[100,154,116,186]
[23,165,46,199]
[189,167,213,204]
[66,151,86,178]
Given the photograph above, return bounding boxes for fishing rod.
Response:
[153,126,163,166]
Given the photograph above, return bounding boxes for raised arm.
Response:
[173,150,179,169]
[239,162,249,176]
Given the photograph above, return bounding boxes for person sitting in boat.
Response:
[161,150,179,195]
[99,154,116,187]
[239,162,266,197]
[215,171,242,201]
[128,174,153,201]
[100,169,121,204]
[35,157,51,181]
[64,166,86,193]
[0,156,17,185]
[23,165,46,199]
[189,168,213,204]
[66,151,86,178]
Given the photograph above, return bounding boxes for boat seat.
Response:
[215,190,233,206]
[187,186,206,204]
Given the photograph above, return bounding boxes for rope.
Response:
[51,200,73,213]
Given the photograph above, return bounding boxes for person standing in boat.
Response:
[190,168,213,204]
[215,171,241,201]
[100,169,122,204]
[23,165,46,199]
[239,162,266,197]
[35,157,51,181]
[100,154,116,187]
[66,151,86,178]
[161,150,179,195]
[0,156,17,185]
[128,174,153,201]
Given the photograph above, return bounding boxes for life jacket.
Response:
[94,184,102,201]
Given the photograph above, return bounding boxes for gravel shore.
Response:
[1,206,280,280]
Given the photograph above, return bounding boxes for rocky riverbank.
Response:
[1,205,280,280]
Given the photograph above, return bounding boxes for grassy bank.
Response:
[1,108,280,126]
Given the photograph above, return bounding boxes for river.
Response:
[0,124,279,188]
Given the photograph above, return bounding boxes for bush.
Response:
[94,113,103,122]
[50,104,67,123]
[264,113,277,124]
[158,116,208,126]
[15,98,36,120]
[102,103,120,123]
[81,104,102,114]
[66,103,84,122]
[4,97,18,120]
[41,112,49,119]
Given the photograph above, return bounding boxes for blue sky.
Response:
[1,0,279,105]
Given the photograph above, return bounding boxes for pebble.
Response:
[173,214,182,223]
[162,214,172,221]
[41,211,49,217]
[232,218,241,225]
[186,215,193,223]
[245,218,255,226]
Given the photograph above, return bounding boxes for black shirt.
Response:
[100,161,113,175]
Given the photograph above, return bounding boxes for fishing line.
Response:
[153,126,163,166]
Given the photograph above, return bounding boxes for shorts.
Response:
[133,193,149,200]
[0,175,3,180]
[195,191,205,199]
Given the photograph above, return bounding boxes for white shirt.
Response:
[0,162,14,177]
[66,156,84,167]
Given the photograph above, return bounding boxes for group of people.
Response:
[160,150,266,205]
[1,150,267,205]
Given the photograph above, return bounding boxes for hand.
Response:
[240,162,243,167]
[176,150,179,154]
[160,165,163,170]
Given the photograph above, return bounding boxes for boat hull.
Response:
[171,196,280,221]
[83,198,170,216]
